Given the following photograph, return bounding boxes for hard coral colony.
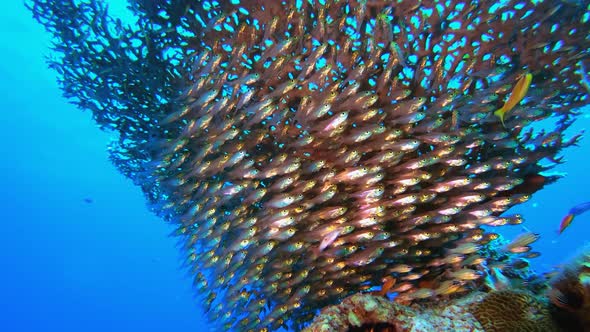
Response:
[27,0,590,331]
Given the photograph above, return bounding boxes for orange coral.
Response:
[471,290,560,332]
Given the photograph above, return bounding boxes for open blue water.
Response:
[1,1,589,331]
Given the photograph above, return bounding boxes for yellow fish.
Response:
[494,72,533,127]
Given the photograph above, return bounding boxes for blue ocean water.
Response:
[0,2,210,331]
[1,1,589,331]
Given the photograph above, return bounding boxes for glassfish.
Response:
[577,61,590,94]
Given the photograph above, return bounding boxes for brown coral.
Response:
[471,290,560,332]
[304,292,487,332]
[303,294,413,332]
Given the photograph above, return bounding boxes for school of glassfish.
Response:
[27,0,590,330]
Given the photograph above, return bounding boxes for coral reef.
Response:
[303,293,419,332]
[471,290,560,332]
[27,0,590,330]
[304,292,487,332]
[546,247,590,331]
[305,248,590,332]
[304,289,562,332]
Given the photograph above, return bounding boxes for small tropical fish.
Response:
[345,246,385,266]
[389,264,413,273]
[494,72,533,127]
[483,267,511,291]
[448,243,480,255]
[503,231,540,251]
[390,282,414,293]
[450,268,482,281]
[559,201,590,234]
[317,228,342,252]
[408,288,435,300]
[435,280,465,296]
[559,214,575,234]
[372,276,396,297]
[507,245,532,254]
[577,61,590,94]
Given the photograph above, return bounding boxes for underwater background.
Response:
[1,1,209,331]
[2,1,590,331]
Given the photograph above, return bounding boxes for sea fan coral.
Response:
[27,0,590,330]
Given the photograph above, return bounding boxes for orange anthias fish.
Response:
[559,201,590,234]
[559,214,574,234]
[371,276,396,297]
[494,72,533,127]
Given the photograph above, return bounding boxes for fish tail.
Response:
[494,108,506,127]
[310,246,320,260]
